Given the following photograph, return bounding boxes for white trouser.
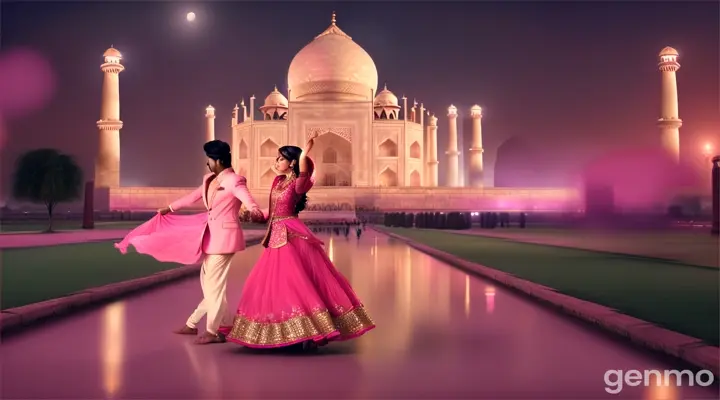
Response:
[186,253,235,334]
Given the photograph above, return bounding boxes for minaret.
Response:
[468,105,484,187]
[249,95,256,122]
[658,46,682,164]
[402,96,408,121]
[426,114,439,187]
[446,105,460,187]
[232,104,239,126]
[95,46,125,189]
[205,105,215,143]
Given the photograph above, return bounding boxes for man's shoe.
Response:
[194,331,227,345]
[173,326,198,335]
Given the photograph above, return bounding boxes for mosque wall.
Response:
[232,121,289,189]
[373,120,403,187]
[106,186,581,212]
[404,123,424,186]
[233,124,252,181]
[253,121,287,188]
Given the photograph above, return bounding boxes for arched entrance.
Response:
[314,131,352,186]
[379,167,398,187]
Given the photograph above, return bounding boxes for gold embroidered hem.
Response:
[227,306,375,347]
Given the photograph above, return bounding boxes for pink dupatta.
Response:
[115,213,208,265]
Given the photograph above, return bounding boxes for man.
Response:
[158,140,263,345]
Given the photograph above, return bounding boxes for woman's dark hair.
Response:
[204,140,232,168]
[278,145,308,214]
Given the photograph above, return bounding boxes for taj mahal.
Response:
[92,14,684,213]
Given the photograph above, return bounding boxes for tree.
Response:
[12,149,83,232]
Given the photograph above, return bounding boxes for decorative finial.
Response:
[331,11,336,25]
[234,104,239,109]
[110,44,114,48]
[413,99,418,107]
[240,98,245,106]
[383,82,387,90]
[274,84,278,91]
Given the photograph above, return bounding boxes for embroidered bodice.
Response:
[268,159,315,218]
[261,159,316,249]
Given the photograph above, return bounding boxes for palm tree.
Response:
[12,148,83,232]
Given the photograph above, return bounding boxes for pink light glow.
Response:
[703,142,714,156]
[0,48,56,119]
[485,286,495,314]
[583,146,701,211]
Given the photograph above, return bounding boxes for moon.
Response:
[186,12,196,22]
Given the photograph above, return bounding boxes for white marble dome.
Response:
[373,84,399,107]
[263,86,288,107]
[287,14,378,102]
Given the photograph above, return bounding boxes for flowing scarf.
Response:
[115,213,208,265]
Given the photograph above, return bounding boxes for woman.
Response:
[224,133,375,349]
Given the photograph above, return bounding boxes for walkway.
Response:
[1,232,716,398]
[453,228,719,268]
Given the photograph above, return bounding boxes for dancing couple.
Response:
[116,136,374,348]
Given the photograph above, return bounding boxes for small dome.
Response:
[447,104,458,115]
[287,13,378,102]
[264,86,288,108]
[374,84,399,107]
[104,47,122,58]
[470,105,482,116]
[659,46,678,57]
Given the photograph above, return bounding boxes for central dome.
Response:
[287,14,378,102]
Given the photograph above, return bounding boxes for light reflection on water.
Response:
[341,232,492,360]
[100,302,125,398]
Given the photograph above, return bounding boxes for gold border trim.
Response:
[227,306,374,346]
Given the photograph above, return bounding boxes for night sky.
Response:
[1,1,718,192]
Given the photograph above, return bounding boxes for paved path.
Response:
[1,232,716,399]
[452,228,719,268]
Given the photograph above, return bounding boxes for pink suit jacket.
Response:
[169,169,259,255]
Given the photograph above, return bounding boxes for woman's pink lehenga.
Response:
[225,160,375,348]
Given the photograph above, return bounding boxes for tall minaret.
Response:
[426,114,439,186]
[95,47,124,188]
[446,105,460,187]
[232,104,239,126]
[658,46,682,164]
[205,105,216,143]
[468,105,484,187]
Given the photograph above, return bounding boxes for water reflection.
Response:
[643,372,679,400]
[100,302,125,398]
[464,275,471,318]
[349,236,460,359]
[182,340,221,398]
[485,286,496,314]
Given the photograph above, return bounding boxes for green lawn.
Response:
[0,221,143,233]
[1,242,182,309]
[384,228,720,346]
[0,221,267,233]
